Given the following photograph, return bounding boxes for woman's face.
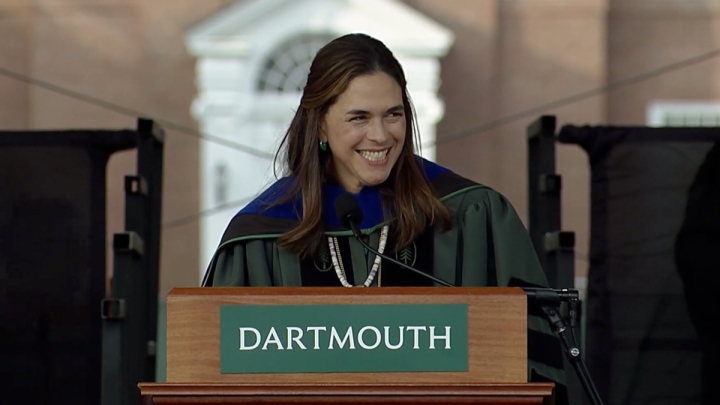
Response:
[320,72,406,194]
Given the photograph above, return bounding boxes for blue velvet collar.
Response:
[236,157,449,228]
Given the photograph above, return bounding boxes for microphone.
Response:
[333,193,455,287]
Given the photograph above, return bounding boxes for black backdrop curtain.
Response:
[559,126,720,405]
[0,130,136,405]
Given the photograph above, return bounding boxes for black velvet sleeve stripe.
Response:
[507,277,545,289]
[505,278,563,318]
[526,302,552,320]
[528,327,565,370]
[530,369,569,405]
[431,171,480,199]
[299,237,352,287]
[219,214,299,244]
[379,227,435,286]
[508,277,566,370]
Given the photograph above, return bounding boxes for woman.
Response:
[202,33,567,401]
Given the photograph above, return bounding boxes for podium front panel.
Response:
[165,287,527,384]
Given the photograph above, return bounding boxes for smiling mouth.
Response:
[358,148,389,162]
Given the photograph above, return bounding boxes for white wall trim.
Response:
[647,100,720,127]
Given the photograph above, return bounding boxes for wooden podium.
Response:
[138,287,555,404]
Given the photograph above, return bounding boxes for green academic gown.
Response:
[202,158,567,401]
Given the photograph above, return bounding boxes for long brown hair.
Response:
[274,33,451,258]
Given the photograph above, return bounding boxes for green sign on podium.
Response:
[219,303,469,373]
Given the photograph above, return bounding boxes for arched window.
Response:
[257,34,334,93]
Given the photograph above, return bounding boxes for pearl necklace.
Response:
[328,225,389,288]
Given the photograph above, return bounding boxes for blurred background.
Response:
[1,0,719,404]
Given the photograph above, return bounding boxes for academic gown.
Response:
[202,158,568,402]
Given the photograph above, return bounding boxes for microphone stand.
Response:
[526,290,604,405]
[344,219,604,404]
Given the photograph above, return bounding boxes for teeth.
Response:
[359,149,388,162]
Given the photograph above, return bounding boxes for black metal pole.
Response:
[527,115,561,285]
[101,118,164,405]
[101,231,145,405]
[544,231,576,290]
[539,301,604,405]
[135,118,164,381]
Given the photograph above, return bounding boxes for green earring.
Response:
[319,141,328,152]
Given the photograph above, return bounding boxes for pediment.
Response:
[186,0,454,58]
